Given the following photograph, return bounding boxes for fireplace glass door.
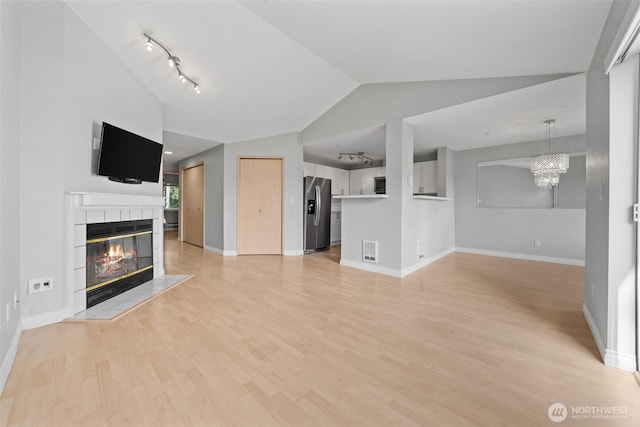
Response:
[86,220,153,308]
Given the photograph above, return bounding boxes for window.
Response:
[164,184,179,209]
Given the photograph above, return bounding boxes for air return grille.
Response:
[362,240,378,263]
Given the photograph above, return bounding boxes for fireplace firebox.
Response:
[86,219,153,308]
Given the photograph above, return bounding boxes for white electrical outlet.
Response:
[417,240,425,260]
[534,240,542,247]
[28,277,54,294]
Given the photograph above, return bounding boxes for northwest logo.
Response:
[548,403,568,423]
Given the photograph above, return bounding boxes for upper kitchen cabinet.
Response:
[349,169,365,195]
[413,160,437,195]
[303,162,349,195]
[349,166,385,195]
[411,147,454,198]
[329,168,349,195]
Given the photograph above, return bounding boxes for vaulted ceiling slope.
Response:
[66,0,611,146]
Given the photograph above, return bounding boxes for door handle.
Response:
[315,185,320,226]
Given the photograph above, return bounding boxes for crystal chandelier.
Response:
[530,119,569,190]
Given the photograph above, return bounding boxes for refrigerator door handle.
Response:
[313,185,322,227]
[315,185,321,226]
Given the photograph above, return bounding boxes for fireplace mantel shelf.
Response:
[68,192,165,208]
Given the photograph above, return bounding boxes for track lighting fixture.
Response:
[143,33,200,95]
[338,152,374,165]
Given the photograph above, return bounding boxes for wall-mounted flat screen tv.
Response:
[97,122,163,184]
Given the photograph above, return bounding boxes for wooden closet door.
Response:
[181,164,204,247]
[237,158,283,255]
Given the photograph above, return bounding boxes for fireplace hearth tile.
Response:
[65,274,191,322]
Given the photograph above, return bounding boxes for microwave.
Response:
[374,176,386,194]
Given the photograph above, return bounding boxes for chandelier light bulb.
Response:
[193,84,201,94]
[145,40,153,52]
[178,74,186,83]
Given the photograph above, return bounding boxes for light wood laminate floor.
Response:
[1,232,638,426]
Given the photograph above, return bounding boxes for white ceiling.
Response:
[408,73,587,153]
[65,0,611,165]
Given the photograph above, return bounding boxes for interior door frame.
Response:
[236,155,284,255]
[180,162,205,245]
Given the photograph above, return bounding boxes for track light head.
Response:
[144,34,200,95]
[168,56,180,67]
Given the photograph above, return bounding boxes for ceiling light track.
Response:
[337,152,374,165]
[143,33,200,94]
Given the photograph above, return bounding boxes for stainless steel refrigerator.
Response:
[304,176,331,253]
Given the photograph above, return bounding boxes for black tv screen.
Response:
[97,122,163,184]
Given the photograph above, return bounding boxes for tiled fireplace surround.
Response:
[66,192,165,315]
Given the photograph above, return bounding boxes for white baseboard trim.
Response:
[583,303,636,372]
[204,245,237,256]
[0,321,23,395]
[340,259,403,277]
[206,246,302,256]
[402,247,455,277]
[283,250,304,256]
[21,309,68,331]
[604,349,637,372]
[204,245,223,255]
[340,247,454,278]
[455,247,585,266]
[583,303,606,362]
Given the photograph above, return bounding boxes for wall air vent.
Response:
[417,240,425,260]
[362,240,378,263]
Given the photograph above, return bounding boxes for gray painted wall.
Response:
[455,135,586,261]
[179,144,225,251]
[606,53,637,367]
[557,154,587,209]
[478,165,554,208]
[0,0,163,384]
[1,1,164,389]
[222,133,304,254]
[341,121,454,275]
[0,0,22,390]
[584,0,633,368]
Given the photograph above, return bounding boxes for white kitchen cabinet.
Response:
[413,161,437,194]
[303,162,315,177]
[349,169,364,195]
[333,169,349,195]
[330,211,341,244]
[362,168,377,195]
[303,162,349,195]
[349,167,378,195]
